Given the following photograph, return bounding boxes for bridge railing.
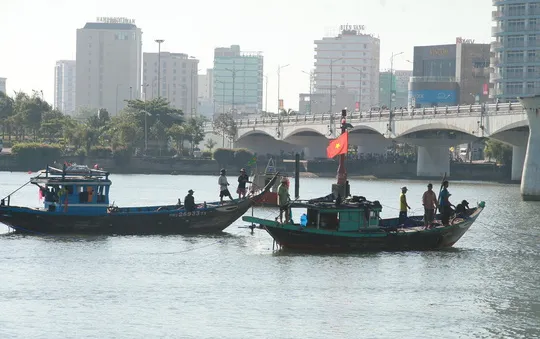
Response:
[203,102,526,130]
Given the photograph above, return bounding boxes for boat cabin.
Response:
[291,198,383,231]
[30,164,112,215]
[251,158,281,194]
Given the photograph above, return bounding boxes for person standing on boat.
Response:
[236,168,252,199]
[399,186,411,225]
[422,183,438,228]
[184,189,196,212]
[218,169,233,204]
[438,180,454,226]
[276,177,291,223]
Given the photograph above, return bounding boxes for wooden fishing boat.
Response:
[242,108,484,251]
[0,164,278,235]
[243,196,485,251]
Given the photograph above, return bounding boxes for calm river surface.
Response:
[0,172,538,339]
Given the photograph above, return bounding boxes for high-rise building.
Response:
[54,60,77,115]
[0,77,6,94]
[313,25,380,112]
[198,69,214,118]
[76,17,142,115]
[198,69,213,100]
[378,72,396,108]
[213,45,264,115]
[142,52,199,116]
[491,1,540,101]
[394,70,412,108]
[410,41,490,107]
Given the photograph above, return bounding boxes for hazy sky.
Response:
[0,0,492,111]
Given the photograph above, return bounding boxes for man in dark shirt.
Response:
[455,200,470,219]
[184,189,196,212]
[236,168,252,199]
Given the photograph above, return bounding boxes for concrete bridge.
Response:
[204,101,540,200]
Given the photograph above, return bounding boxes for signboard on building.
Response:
[430,48,449,56]
[279,99,284,110]
[456,37,475,44]
[340,24,365,32]
[410,90,457,105]
[483,83,489,95]
[96,17,136,24]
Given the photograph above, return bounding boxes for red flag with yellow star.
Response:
[327,132,348,158]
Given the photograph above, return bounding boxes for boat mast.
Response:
[337,108,347,185]
[332,108,350,198]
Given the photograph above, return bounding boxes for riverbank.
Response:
[0,154,514,182]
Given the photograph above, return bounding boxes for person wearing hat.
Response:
[422,183,438,228]
[236,168,252,199]
[455,200,470,219]
[399,186,411,225]
[276,176,291,223]
[184,189,196,212]
[218,169,233,204]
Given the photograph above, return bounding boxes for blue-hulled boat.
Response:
[0,164,277,235]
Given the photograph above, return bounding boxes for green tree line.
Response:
[0,90,225,156]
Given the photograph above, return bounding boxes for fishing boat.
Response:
[250,158,283,206]
[0,164,278,235]
[243,197,485,251]
[242,108,485,251]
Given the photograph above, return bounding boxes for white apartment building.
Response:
[54,60,76,115]
[76,17,142,115]
[314,25,380,112]
[142,52,199,116]
[0,77,6,94]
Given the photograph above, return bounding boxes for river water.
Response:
[0,172,538,339]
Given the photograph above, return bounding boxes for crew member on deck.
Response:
[439,181,454,226]
[237,168,252,199]
[422,183,438,228]
[399,186,411,225]
[218,169,233,204]
[455,200,470,219]
[276,177,291,224]
[184,189,196,212]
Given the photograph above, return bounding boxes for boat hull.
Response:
[260,208,482,252]
[0,201,253,235]
[252,192,278,207]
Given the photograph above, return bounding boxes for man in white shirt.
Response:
[218,169,233,204]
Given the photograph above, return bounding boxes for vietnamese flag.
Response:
[327,132,349,158]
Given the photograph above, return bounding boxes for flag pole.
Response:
[333,108,350,198]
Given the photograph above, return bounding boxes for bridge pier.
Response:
[417,146,450,178]
[512,145,526,181]
[517,96,540,200]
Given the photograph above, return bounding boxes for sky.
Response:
[0,0,493,111]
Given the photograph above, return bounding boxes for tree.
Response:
[0,91,14,139]
[213,113,237,147]
[40,109,66,141]
[205,139,217,153]
[150,120,167,155]
[124,97,183,129]
[484,139,512,165]
[185,116,206,151]
[167,124,186,154]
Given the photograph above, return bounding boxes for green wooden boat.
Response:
[243,197,485,252]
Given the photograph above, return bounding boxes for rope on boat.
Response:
[1,175,39,201]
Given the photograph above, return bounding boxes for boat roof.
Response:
[289,196,382,211]
[30,164,112,185]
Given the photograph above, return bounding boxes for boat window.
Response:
[65,185,74,195]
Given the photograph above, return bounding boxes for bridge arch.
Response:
[282,128,327,140]
[236,129,275,141]
[349,125,385,136]
[397,122,474,138]
[490,120,528,136]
